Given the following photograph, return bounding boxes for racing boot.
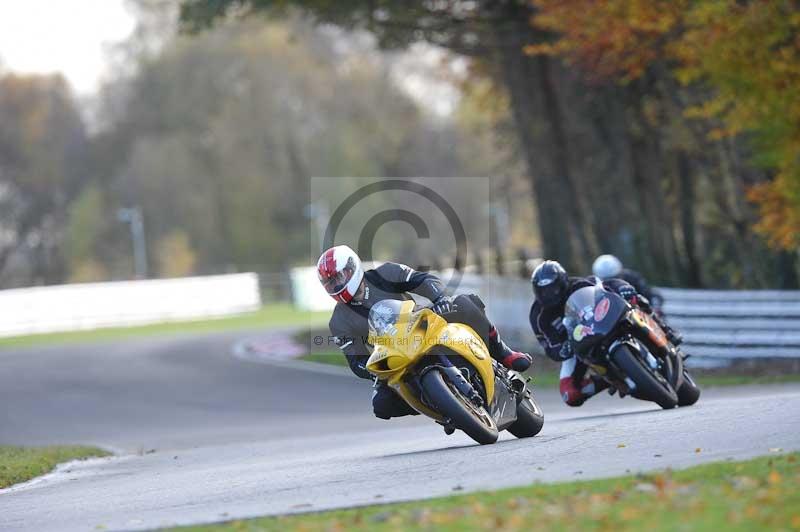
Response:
[560,375,610,406]
[487,326,533,372]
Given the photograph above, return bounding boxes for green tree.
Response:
[0,73,89,287]
[178,1,603,272]
[156,230,197,277]
[65,186,109,282]
[179,0,800,287]
[99,17,501,274]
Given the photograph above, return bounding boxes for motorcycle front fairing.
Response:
[563,285,629,358]
[563,285,683,393]
[364,299,497,420]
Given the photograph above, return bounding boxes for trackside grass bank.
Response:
[176,453,799,531]
[0,303,329,350]
[0,446,110,489]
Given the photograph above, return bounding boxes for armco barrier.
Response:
[659,287,800,359]
[454,274,800,361]
[0,273,261,338]
[291,267,800,361]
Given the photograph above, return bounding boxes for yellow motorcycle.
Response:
[366,299,544,445]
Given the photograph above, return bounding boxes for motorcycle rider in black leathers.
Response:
[592,254,666,314]
[530,260,681,406]
[319,245,533,419]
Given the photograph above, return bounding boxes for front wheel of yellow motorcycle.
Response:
[421,369,499,445]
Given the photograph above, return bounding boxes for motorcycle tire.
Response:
[507,394,544,438]
[677,369,701,407]
[421,369,499,445]
[612,345,678,409]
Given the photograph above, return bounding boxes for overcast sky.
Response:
[0,2,460,116]
[0,0,136,95]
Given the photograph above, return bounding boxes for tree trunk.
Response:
[776,251,799,289]
[676,152,702,287]
[494,39,573,266]
[534,55,599,267]
[491,9,593,270]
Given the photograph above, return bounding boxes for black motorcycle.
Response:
[563,283,700,409]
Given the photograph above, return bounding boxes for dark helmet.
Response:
[531,260,568,308]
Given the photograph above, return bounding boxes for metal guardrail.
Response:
[454,274,800,361]
[660,287,800,360]
[292,267,800,362]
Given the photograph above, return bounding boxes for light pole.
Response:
[117,207,148,279]
[303,202,330,252]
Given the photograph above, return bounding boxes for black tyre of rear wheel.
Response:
[507,394,544,438]
[677,370,701,406]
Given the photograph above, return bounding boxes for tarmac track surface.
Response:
[1,329,799,531]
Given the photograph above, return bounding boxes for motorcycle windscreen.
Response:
[367,299,425,360]
[368,299,405,338]
[563,285,628,354]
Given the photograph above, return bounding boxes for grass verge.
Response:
[0,304,330,350]
[176,453,799,531]
[0,445,110,489]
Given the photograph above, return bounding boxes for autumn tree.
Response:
[530,0,800,284]
[93,16,507,275]
[178,0,608,272]
[0,73,90,287]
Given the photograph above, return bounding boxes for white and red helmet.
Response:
[317,245,364,303]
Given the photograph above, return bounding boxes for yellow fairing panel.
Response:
[366,300,429,379]
[430,322,495,403]
[365,301,496,415]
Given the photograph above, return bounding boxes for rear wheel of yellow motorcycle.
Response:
[507,394,544,438]
[421,369,499,445]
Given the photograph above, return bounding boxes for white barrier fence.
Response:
[290,267,336,312]
[0,273,261,338]
[15,267,790,359]
[290,267,800,361]
[660,287,800,359]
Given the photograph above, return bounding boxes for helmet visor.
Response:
[535,278,565,307]
[321,258,356,295]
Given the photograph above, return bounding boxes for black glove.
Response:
[431,295,454,315]
[636,294,653,313]
[557,342,573,361]
[617,284,638,302]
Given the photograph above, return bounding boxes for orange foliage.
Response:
[530,0,800,250]
[748,178,800,250]
[528,0,686,83]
